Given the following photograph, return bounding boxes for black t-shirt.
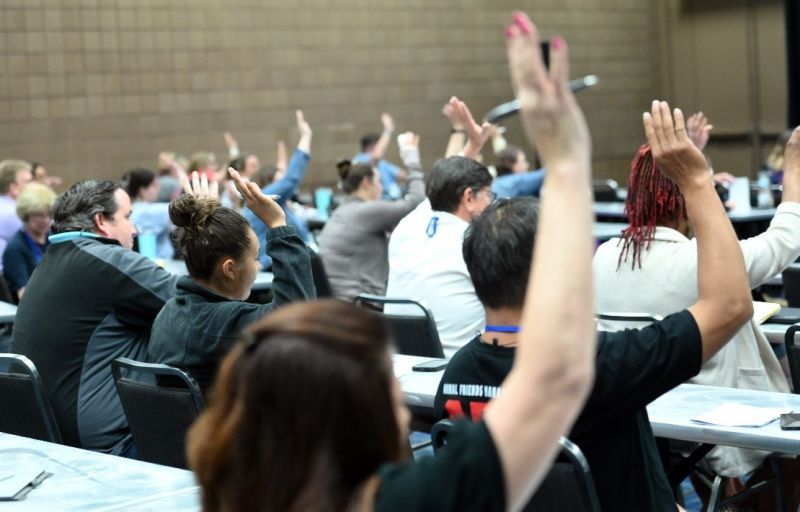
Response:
[375,420,505,511]
[434,310,702,512]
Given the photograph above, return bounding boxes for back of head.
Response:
[766,129,794,171]
[253,165,279,189]
[52,180,120,234]
[187,299,401,512]
[169,195,251,280]
[619,144,686,269]
[427,156,493,213]
[16,182,57,221]
[463,198,539,310]
[121,168,156,200]
[337,160,374,194]
[189,151,216,173]
[228,157,246,173]
[0,159,32,195]
[495,146,521,177]
[360,133,380,153]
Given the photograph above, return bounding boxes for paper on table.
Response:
[728,177,751,213]
[691,403,791,428]
[753,301,781,324]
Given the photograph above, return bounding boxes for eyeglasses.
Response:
[473,188,497,203]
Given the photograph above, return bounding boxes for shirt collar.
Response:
[176,275,236,302]
[49,231,115,244]
[650,226,690,242]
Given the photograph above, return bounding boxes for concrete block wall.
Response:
[0,0,661,189]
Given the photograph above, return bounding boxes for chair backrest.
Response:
[596,312,662,333]
[431,419,601,512]
[355,294,444,358]
[308,249,333,298]
[784,325,800,393]
[784,266,800,308]
[592,179,621,202]
[0,354,62,443]
[111,357,205,469]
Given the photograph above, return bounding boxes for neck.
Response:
[194,276,239,300]
[450,206,472,223]
[24,228,46,244]
[353,189,373,202]
[482,307,523,347]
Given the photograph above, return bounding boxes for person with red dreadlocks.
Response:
[593,123,800,509]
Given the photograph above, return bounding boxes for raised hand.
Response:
[506,12,590,169]
[448,96,493,159]
[381,113,395,133]
[295,110,312,154]
[228,168,286,228]
[397,131,421,167]
[276,140,288,172]
[643,100,710,189]
[786,127,800,173]
[223,131,239,151]
[686,111,712,151]
[180,171,219,200]
[441,102,464,130]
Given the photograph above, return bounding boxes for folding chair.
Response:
[0,354,62,443]
[112,357,204,469]
[355,294,444,358]
[432,419,601,511]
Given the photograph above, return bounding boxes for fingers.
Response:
[209,180,219,200]
[199,172,209,197]
[549,35,570,93]
[673,108,688,141]
[227,167,253,202]
[642,112,658,153]
[191,171,201,196]
[179,172,193,196]
[296,110,304,127]
[506,11,550,100]
[659,101,675,144]
[648,100,666,153]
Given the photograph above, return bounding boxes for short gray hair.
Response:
[52,180,121,234]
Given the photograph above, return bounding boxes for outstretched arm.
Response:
[369,113,395,163]
[448,96,494,160]
[263,111,312,199]
[644,101,752,363]
[481,13,596,511]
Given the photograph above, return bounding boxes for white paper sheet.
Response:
[691,402,791,428]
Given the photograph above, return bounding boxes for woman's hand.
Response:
[228,168,286,229]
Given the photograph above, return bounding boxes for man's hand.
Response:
[397,131,421,167]
[442,102,464,131]
[223,131,239,151]
[448,96,493,160]
[785,126,800,174]
[643,100,710,190]
[296,110,312,154]
[507,18,590,169]
[687,111,712,151]
[381,113,395,133]
[228,168,286,229]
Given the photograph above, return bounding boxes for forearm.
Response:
[264,149,309,197]
[371,129,392,162]
[484,160,595,510]
[266,226,316,306]
[684,180,753,361]
[781,159,800,204]
[445,132,466,158]
[297,133,311,155]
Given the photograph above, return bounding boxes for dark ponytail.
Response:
[337,160,374,194]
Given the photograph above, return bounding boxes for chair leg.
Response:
[706,476,725,512]
[771,457,786,512]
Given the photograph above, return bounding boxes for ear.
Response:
[361,175,373,190]
[220,257,238,280]
[94,212,110,236]
[461,187,475,209]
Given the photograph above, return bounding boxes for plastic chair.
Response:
[0,354,62,443]
[783,266,800,308]
[111,357,205,469]
[432,419,601,511]
[355,294,444,358]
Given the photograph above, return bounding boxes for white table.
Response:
[163,260,273,292]
[0,433,200,511]
[0,301,17,324]
[393,356,800,454]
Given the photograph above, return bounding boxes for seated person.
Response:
[491,145,545,198]
[241,111,313,267]
[2,183,56,302]
[318,133,425,302]
[435,100,754,511]
[123,168,174,260]
[385,156,493,357]
[0,160,33,273]
[148,169,315,394]
[188,15,597,510]
[353,113,407,200]
[30,162,63,189]
[593,127,800,479]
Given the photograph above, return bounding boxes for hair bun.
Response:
[336,159,352,181]
[169,195,221,231]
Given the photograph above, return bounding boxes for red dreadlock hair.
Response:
[618,144,687,270]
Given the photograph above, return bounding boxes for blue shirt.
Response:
[243,148,311,267]
[352,152,403,200]
[491,169,546,199]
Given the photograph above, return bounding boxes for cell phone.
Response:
[780,412,800,430]
[412,359,448,372]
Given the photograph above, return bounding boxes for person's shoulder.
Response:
[599,310,699,351]
[6,230,27,249]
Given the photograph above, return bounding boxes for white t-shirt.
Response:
[385,200,485,358]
